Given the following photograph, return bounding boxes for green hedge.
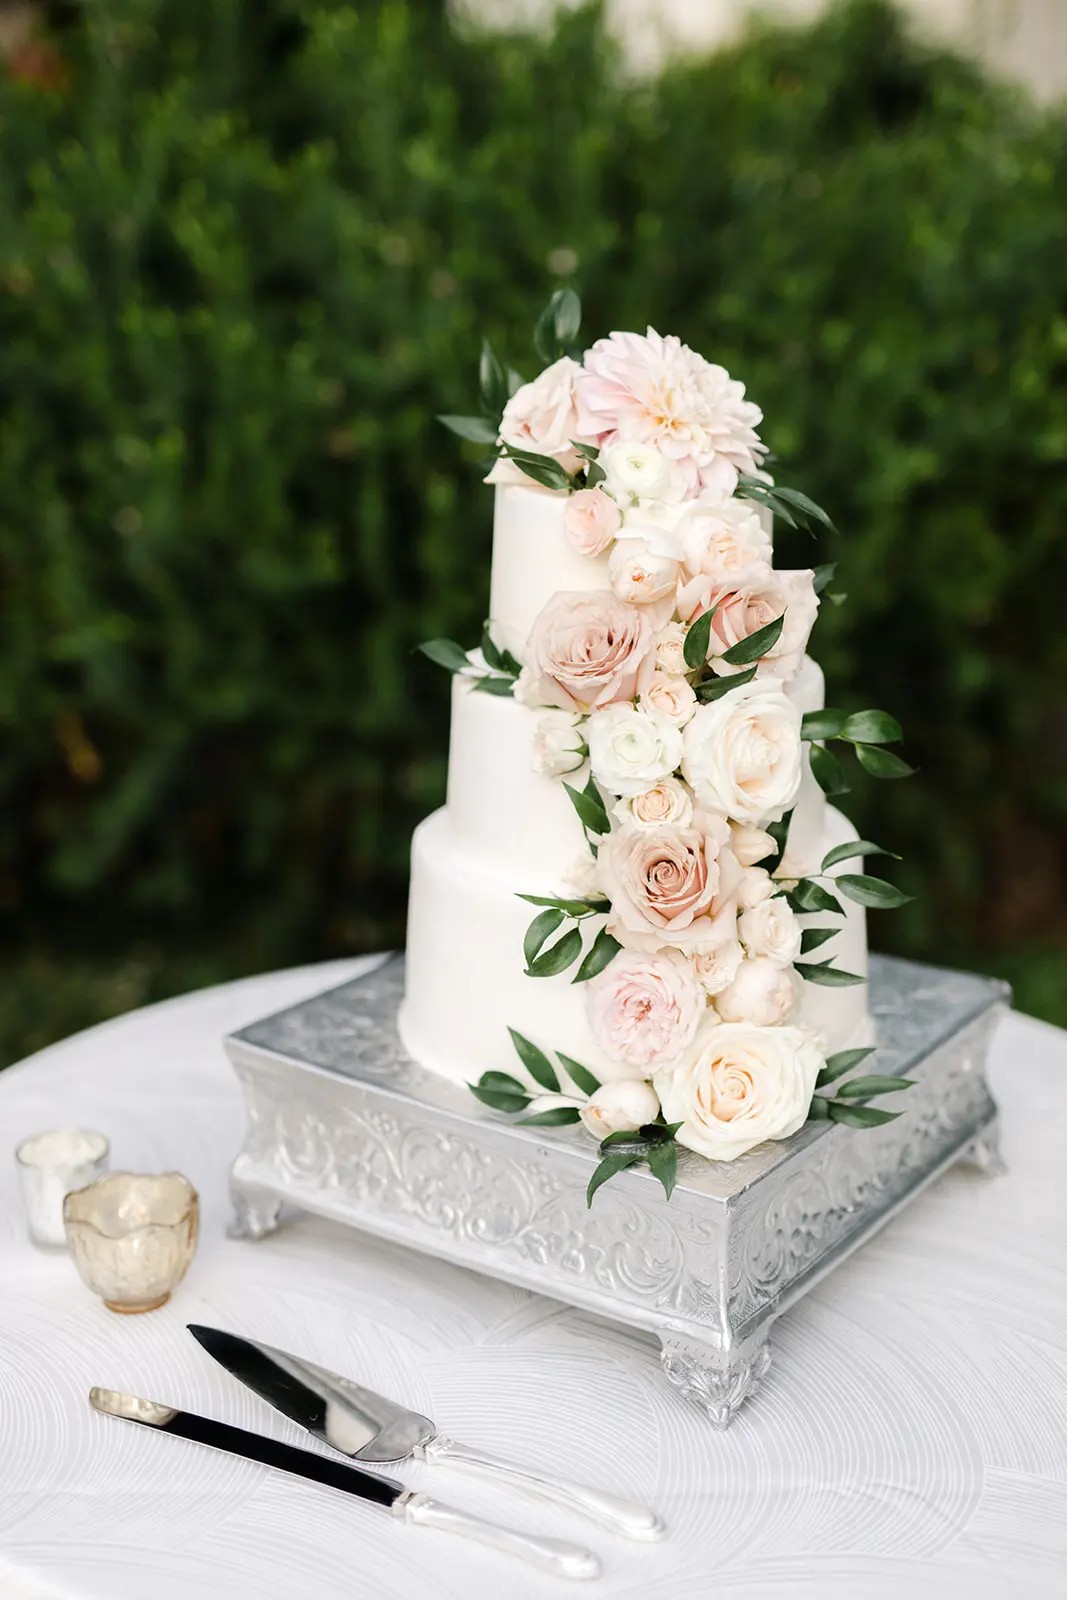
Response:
[1,0,1065,1064]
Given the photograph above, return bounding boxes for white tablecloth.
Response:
[1,957,1065,1600]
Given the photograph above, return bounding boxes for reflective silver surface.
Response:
[226,953,1006,1428]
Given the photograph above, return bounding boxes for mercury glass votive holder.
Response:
[63,1171,199,1313]
[15,1128,110,1248]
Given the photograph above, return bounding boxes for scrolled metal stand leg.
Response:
[658,1329,773,1429]
[228,1175,283,1240]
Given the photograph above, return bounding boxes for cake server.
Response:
[188,1323,664,1541]
[89,1386,599,1580]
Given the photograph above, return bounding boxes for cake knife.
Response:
[188,1323,664,1541]
[89,1387,599,1580]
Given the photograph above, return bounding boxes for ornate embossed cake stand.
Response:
[225,954,1006,1428]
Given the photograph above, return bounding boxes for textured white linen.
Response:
[0,957,1064,1600]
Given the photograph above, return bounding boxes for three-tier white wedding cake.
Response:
[399,305,910,1195]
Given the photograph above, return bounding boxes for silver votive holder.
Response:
[63,1171,200,1314]
[15,1128,110,1248]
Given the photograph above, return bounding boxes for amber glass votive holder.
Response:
[63,1171,199,1313]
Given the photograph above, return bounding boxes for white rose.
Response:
[613,776,694,829]
[488,356,597,483]
[738,897,802,967]
[587,703,683,799]
[730,822,777,867]
[681,680,803,823]
[653,622,688,677]
[654,1020,823,1162]
[689,938,744,996]
[678,497,772,581]
[640,672,697,727]
[578,1078,661,1139]
[608,539,680,609]
[715,957,798,1025]
[736,867,774,909]
[599,441,673,500]
[531,710,586,778]
[513,665,544,708]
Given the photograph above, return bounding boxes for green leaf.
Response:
[518,1106,582,1127]
[573,926,622,983]
[557,1053,601,1097]
[470,1083,529,1113]
[801,708,847,740]
[508,1028,561,1091]
[856,744,916,780]
[498,444,574,492]
[523,908,565,967]
[683,607,716,669]
[800,926,838,954]
[695,665,758,700]
[770,484,836,531]
[817,1047,876,1086]
[524,926,583,978]
[585,460,607,488]
[835,1075,915,1099]
[647,1140,678,1200]
[719,612,784,666]
[736,478,796,527]
[789,878,844,915]
[807,1094,831,1120]
[563,780,610,836]
[586,1151,642,1206]
[812,563,837,595]
[841,709,903,745]
[471,675,515,697]
[765,808,793,869]
[571,440,600,463]
[828,1103,902,1129]
[640,1119,683,1142]
[438,414,499,445]
[599,1130,650,1151]
[479,1070,530,1096]
[479,338,507,416]
[517,892,609,915]
[417,638,471,673]
[809,742,850,796]
[480,624,505,673]
[821,839,899,871]
[535,288,582,363]
[795,962,867,987]
[836,874,913,910]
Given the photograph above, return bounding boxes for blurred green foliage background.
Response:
[1,0,1065,1066]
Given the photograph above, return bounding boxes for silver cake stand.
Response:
[225,954,1006,1428]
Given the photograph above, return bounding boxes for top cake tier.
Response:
[489,484,773,660]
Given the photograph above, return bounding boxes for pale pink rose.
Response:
[564,487,622,557]
[525,590,655,712]
[689,938,744,997]
[488,356,599,485]
[607,539,680,620]
[614,777,694,829]
[597,818,743,951]
[684,564,818,682]
[730,822,777,868]
[586,952,706,1073]
[579,1078,661,1138]
[678,498,772,582]
[578,328,765,497]
[640,671,697,727]
[653,622,688,677]
[716,957,798,1026]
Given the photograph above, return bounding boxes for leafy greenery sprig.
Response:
[470,1028,599,1117]
[587,1120,683,1205]
[518,884,621,983]
[416,622,521,697]
[806,1046,914,1128]
[777,837,911,986]
[736,472,835,536]
[801,707,916,795]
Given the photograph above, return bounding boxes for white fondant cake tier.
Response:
[398,801,870,1090]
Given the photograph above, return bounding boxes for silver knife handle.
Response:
[393,1490,600,1580]
[421,1434,664,1542]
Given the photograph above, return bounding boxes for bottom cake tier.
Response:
[399,802,871,1089]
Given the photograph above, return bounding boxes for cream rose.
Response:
[738,896,802,967]
[689,938,744,997]
[613,776,694,829]
[488,356,597,484]
[531,710,586,778]
[715,957,798,1025]
[525,590,654,712]
[564,487,622,557]
[730,822,777,868]
[586,952,706,1072]
[597,818,742,950]
[608,538,680,611]
[653,622,688,677]
[654,1020,822,1162]
[579,1078,661,1140]
[640,672,697,727]
[678,498,772,582]
[736,867,774,909]
[681,680,803,823]
[586,703,683,798]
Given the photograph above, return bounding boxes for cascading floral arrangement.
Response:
[422,292,915,1205]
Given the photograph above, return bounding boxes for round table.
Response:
[1,958,1065,1600]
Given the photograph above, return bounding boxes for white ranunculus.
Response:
[653,622,688,678]
[607,538,680,610]
[730,822,777,868]
[599,440,673,500]
[579,1078,661,1139]
[586,703,683,799]
[613,776,694,829]
[738,896,802,967]
[681,680,803,823]
[715,957,798,1025]
[531,710,586,778]
[654,1019,823,1162]
[689,938,744,997]
[736,867,774,910]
